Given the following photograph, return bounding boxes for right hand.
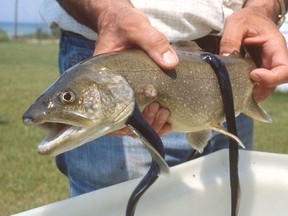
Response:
[94,6,179,70]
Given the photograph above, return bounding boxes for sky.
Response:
[0,0,44,23]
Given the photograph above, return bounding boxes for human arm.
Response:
[56,0,178,69]
[220,0,288,102]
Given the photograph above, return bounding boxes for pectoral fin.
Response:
[127,124,170,176]
[126,105,170,176]
[210,123,245,149]
[186,130,212,153]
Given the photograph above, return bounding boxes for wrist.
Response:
[244,0,286,25]
[56,0,133,32]
[97,5,135,33]
[277,0,287,27]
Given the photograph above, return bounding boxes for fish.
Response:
[22,41,271,159]
[22,41,272,216]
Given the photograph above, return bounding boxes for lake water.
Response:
[0,22,50,37]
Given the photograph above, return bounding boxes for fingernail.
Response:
[162,50,178,66]
[221,52,230,57]
[156,109,170,124]
[251,73,261,82]
[159,124,172,137]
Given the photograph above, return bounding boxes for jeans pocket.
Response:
[58,31,94,74]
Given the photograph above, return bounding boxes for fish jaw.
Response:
[37,123,88,156]
[23,100,135,156]
[22,114,94,156]
[37,123,115,156]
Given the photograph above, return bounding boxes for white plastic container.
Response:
[13,149,288,216]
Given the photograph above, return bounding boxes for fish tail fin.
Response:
[243,96,272,123]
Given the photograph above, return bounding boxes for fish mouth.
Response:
[36,122,87,156]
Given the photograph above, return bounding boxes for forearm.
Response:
[244,0,287,25]
[56,0,133,32]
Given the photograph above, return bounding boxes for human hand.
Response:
[95,6,179,70]
[95,6,177,137]
[220,7,288,102]
[108,102,172,137]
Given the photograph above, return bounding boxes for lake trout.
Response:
[22,41,271,158]
[22,41,272,216]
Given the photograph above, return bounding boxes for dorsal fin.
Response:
[229,50,242,58]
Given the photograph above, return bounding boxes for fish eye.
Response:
[60,91,75,104]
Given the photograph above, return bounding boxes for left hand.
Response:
[108,102,172,137]
[220,7,288,102]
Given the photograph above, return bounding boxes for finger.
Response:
[158,123,172,137]
[141,102,160,125]
[107,127,131,136]
[252,84,275,103]
[128,24,179,70]
[94,26,178,69]
[250,67,288,88]
[108,102,162,137]
[93,35,129,56]
[94,8,179,69]
[220,15,245,55]
[93,40,115,56]
[150,107,170,133]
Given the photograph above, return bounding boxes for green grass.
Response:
[254,92,288,153]
[0,40,287,215]
[0,40,68,215]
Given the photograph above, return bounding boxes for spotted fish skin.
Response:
[22,42,271,156]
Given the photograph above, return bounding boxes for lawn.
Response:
[0,40,68,216]
[0,40,287,215]
[254,92,288,153]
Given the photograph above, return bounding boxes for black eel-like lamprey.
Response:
[201,52,240,216]
[125,104,166,216]
[124,51,241,216]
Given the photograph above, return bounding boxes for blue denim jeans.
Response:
[57,31,254,197]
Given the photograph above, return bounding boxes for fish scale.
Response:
[23,41,272,215]
[23,40,271,158]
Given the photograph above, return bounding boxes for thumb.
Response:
[132,28,179,70]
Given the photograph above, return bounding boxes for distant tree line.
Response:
[0,27,61,42]
[0,28,9,42]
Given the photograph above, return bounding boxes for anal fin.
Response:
[210,123,245,149]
